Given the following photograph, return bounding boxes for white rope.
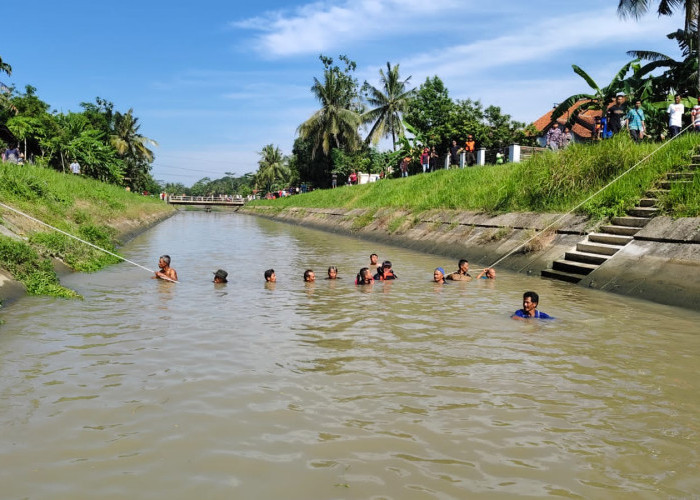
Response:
[486,125,695,270]
[0,201,179,283]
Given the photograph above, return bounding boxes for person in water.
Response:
[326,266,339,279]
[433,267,447,284]
[369,253,381,272]
[213,269,228,283]
[264,269,276,282]
[512,291,553,320]
[303,269,316,282]
[374,260,397,281]
[446,259,472,281]
[355,267,374,285]
[476,267,496,279]
[154,255,178,282]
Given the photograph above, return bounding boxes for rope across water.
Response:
[0,201,179,283]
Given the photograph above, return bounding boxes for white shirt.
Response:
[667,103,684,127]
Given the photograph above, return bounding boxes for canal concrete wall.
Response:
[240,206,700,311]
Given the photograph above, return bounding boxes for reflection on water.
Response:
[1,211,699,499]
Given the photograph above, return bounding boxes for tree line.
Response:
[0,59,159,193]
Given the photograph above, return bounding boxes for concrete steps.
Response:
[541,269,584,284]
[565,250,610,265]
[599,224,640,236]
[611,216,651,227]
[588,232,634,245]
[577,241,625,256]
[542,155,692,285]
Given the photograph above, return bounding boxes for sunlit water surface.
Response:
[1,212,699,499]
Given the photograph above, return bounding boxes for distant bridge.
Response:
[167,195,246,207]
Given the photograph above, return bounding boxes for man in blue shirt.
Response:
[512,291,553,320]
[627,99,646,143]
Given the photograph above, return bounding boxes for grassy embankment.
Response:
[0,163,173,298]
[252,134,700,219]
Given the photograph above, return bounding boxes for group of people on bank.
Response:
[153,253,552,320]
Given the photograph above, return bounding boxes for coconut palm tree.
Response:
[110,109,158,190]
[361,62,416,150]
[0,55,11,76]
[297,67,362,158]
[255,144,290,194]
[618,0,700,92]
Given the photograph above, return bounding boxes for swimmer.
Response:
[476,267,496,280]
[355,267,374,285]
[213,269,228,283]
[446,259,472,281]
[512,291,553,320]
[374,260,397,281]
[433,267,447,284]
[153,255,178,282]
[264,269,276,282]
[303,269,316,282]
[326,266,340,279]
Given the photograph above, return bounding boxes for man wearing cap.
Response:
[213,269,228,283]
[607,93,627,136]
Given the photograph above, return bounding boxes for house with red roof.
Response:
[531,97,627,145]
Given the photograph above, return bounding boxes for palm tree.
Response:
[110,109,157,162]
[617,0,700,92]
[297,68,362,158]
[255,144,289,193]
[361,62,416,150]
[551,61,637,127]
[0,55,11,76]
[110,109,158,189]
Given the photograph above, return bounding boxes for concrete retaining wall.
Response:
[240,206,700,311]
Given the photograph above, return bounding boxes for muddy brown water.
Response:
[1,212,699,499]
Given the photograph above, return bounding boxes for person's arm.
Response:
[475,269,487,279]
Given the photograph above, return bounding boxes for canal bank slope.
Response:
[239,205,700,311]
[0,163,175,304]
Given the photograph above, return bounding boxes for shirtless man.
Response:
[154,255,178,282]
[446,259,472,281]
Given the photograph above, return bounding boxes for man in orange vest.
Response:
[464,134,476,166]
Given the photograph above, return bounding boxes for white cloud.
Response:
[233,0,464,57]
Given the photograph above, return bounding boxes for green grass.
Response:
[657,168,700,216]
[251,134,700,219]
[0,163,173,297]
[0,236,80,298]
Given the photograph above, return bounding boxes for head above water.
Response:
[264,268,276,282]
[159,255,171,266]
[213,269,228,283]
[304,269,315,282]
[523,291,539,306]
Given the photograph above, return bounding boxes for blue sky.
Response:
[3,1,681,185]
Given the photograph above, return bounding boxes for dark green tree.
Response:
[404,76,454,152]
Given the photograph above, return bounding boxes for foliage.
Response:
[551,61,638,128]
[297,55,363,158]
[254,144,290,194]
[361,62,416,149]
[0,236,79,298]
[403,76,454,151]
[251,134,700,218]
[0,80,160,191]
